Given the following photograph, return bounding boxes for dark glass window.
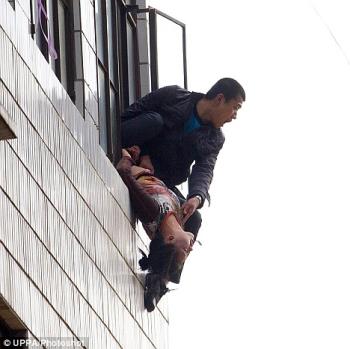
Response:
[95,0,106,64]
[94,0,139,163]
[109,87,118,158]
[107,0,116,85]
[34,0,50,59]
[126,21,137,104]
[31,0,75,100]
[55,0,69,88]
[98,66,108,153]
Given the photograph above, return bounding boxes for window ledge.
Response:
[0,104,16,140]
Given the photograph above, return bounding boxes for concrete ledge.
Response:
[0,296,27,332]
[0,104,16,140]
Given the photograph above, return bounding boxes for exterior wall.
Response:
[0,0,169,348]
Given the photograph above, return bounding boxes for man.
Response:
[121,78,245,238]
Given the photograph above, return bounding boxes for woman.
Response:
[117,146,195,312]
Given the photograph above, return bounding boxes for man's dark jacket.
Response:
[121,85,225,206]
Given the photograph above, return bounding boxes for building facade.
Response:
[0,0,187,347]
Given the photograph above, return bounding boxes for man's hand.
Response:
[182,197,200,224]
[139,155,154,174]
[125,146,141,162]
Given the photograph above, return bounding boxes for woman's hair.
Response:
[138,232,182,283]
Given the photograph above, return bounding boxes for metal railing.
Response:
[127,6,188,91]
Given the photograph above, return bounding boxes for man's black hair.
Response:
[205,77,246,101]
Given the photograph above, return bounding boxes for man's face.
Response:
[212,94,244,128]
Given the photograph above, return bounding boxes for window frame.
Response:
[129,7,188,91]
[51,0,76,100]
[30,0,75,100]
[95,0,140,164]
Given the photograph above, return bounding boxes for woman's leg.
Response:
[117,156,159,223]
[121,112,164,148]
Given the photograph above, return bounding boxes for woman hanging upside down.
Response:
[117,146,195,312]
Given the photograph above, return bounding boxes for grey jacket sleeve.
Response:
[187,150,220,208]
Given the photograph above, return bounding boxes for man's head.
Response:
[198,78,246,128]
[205,77,246,101]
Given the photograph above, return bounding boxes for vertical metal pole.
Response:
[182,25,188,89]
[149,9,159,91]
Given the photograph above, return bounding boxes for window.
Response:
[31,0,75,100]
[126,21,138,104]
[148,8,187,90]
[155,14,186,88]
[94,0,140,163]
[51,0,74,95]
[126,6,188,91]
[33,0,50,58]
[93,3,187,162]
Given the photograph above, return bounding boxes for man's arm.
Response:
[187,150,220,207]
[181,151,220,223]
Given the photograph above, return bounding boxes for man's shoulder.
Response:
[162,84,188,91]
[159,85,190,96]
[155,85,205,105]
[158,85,198,113]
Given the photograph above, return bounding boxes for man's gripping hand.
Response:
[182,197,200,224]
[139,155,155,174]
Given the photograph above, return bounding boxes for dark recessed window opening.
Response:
[31,0,75,100]
[94,0,140,164]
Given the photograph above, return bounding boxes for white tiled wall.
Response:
[0,0,169,348]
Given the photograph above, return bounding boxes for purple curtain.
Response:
[37,0,58,60]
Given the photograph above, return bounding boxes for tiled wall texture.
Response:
[0,0,169,348]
